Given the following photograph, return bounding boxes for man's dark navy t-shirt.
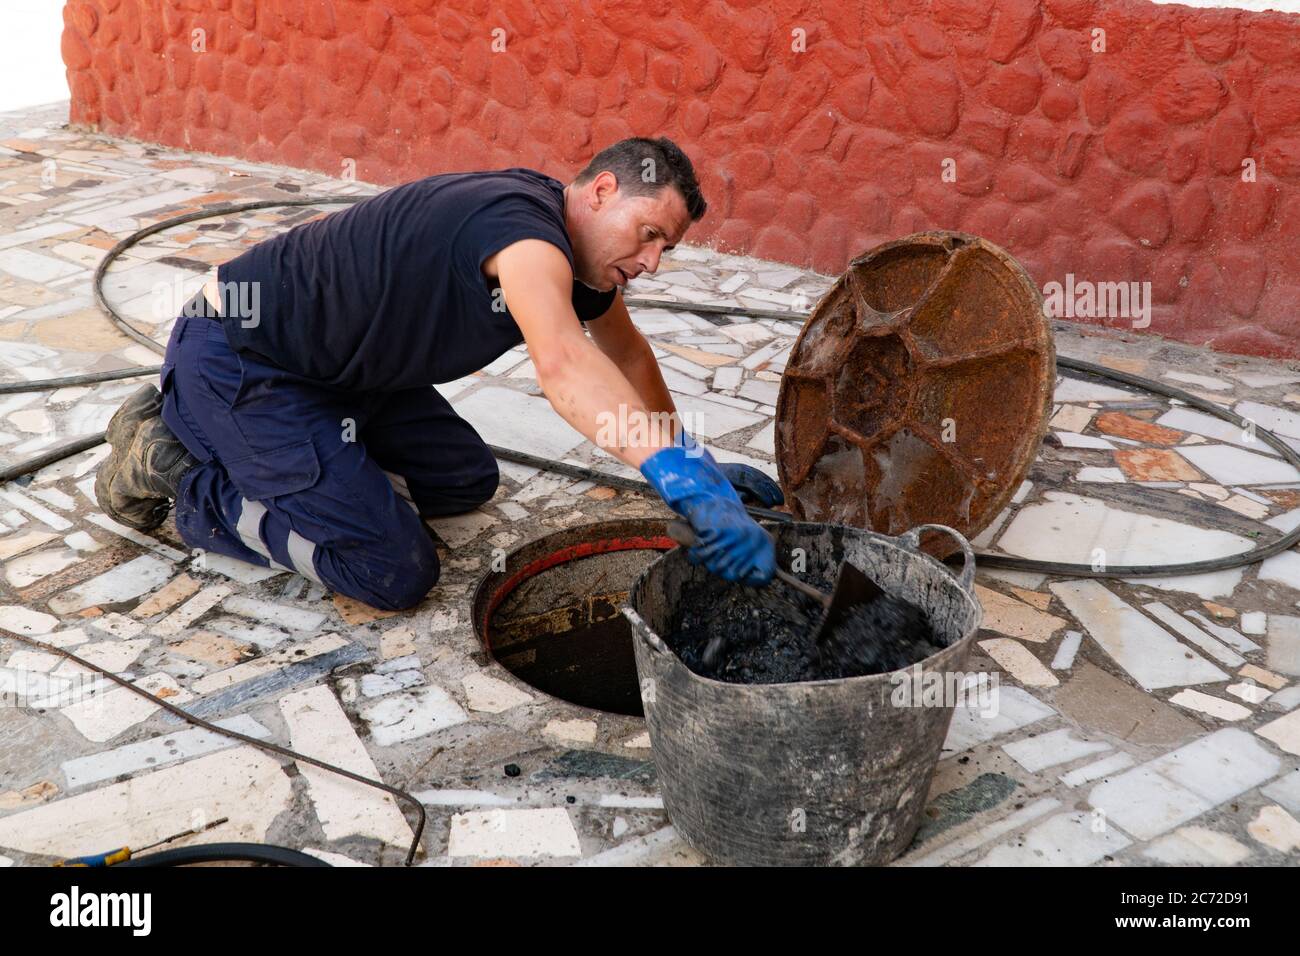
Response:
[216,168,616,392]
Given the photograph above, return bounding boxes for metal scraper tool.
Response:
[665,520,881,646]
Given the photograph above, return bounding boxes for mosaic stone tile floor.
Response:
[0,103,1298,866]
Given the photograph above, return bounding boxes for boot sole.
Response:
[96,384,169,532]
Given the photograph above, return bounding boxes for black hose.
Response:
[0,366,161,393]
[117,842,330,867]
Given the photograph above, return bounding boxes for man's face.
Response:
[569,171,692,292]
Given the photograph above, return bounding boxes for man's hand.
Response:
[641,443,775,585]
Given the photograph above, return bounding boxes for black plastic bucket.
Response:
[624,522,981,866]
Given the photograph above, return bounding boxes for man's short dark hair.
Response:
[574,137,707,221]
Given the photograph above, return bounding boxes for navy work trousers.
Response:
[160,304,500,610]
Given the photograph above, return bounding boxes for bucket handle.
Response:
[896,524,976,594]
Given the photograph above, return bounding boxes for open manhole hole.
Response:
[472,518,674,716]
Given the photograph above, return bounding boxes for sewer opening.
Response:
[472,519,674,717]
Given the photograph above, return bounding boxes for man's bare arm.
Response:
[585,291,679,431]
[489,239,671,468]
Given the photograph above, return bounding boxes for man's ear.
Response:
[591,170,619,209]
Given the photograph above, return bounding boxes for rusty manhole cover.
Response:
[775,231,1054,555]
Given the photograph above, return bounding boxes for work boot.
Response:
[95,386,197,531]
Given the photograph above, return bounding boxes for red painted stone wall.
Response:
[62,0,1300,358]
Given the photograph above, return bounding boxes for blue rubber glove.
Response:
[675,430,785,508]
[718,463,784,508]
[641,445,776,586]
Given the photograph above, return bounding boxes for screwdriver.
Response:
[55,816,230,867]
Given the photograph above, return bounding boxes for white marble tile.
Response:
[206,616,291,650]
[0,605,56,635]
[1256,708,1300,756]
[0,747,291,858]
[1183,610,1260,653]
[83,513,187,561]
[979,638,1058,687]
[60,672,195,743]
[1059,752,1136,788]
[1247,805,1300,853]
[1142,603,1245,667]
[1177,444,1300,485]
[360,669,425,697]
[746,420,775,455]
[712,366,743,391]
[717,322,776,346]
[199,551,287,584]
[974,811,1131,866]
[1088,765,1214,840]
[1051,630,1083,670]
[1226,681,1272,704]
[461,671,533,713]
[941,684,1056,756]
[0,248,83,282]
[24,627,89,649]
[1054,431,1116,450]
[359,684,468,746]
[1054,378,1139,402]
[1241,611,1268,634]
[54,638,149,677]
[661,367,708,395]
[1261,770,1300,814]
[671,392,765,439]
[1169,688,1252,721]
[543,718,598,744]
[1265,684,1300,713]
[1142,826,1251,865]
[427,510,498,549]
[1050,405,1095,431]
[153,584,233,636]
[660,355,710,380]
[454,386,584,459]
[0,530,58,560]
[1002,728,1111,772]
[0,487,72,530]
[1000,492,1253,568]
[47,555,174,614]
[280,685,413,846]
[220,595,325,632]
[4,547,82,587]
[1076,467,1125,483]
[1157,407,1279,455]
[1236,400,1300,440]
[1259,552,1300,599]
[61,715,270,789]
[448,808,582,859]
[87,612,144,639]
[1233,370,1300,389]
[1050,581,1228,690]
[738,378,780,406]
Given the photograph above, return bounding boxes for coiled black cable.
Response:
[116,843,330,867]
